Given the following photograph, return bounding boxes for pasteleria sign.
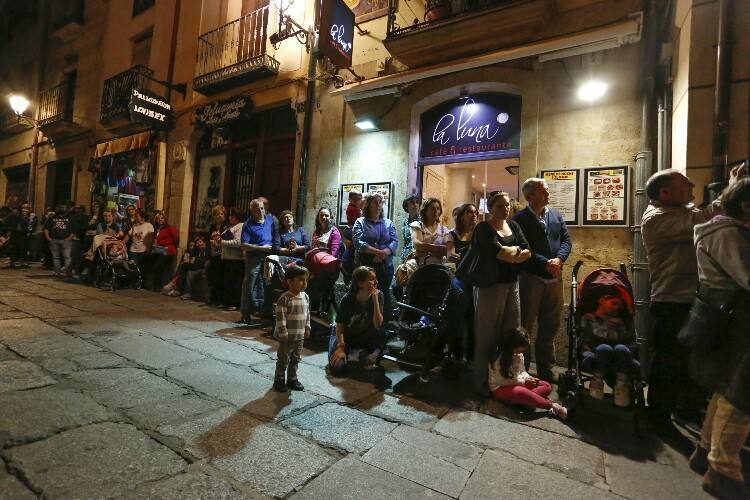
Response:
[128,88,174,129]
[194,96,253,128]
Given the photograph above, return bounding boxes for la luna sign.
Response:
[419,92,521,164]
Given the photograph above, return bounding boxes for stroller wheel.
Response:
[134,277,143,290]
[441,357,459,380]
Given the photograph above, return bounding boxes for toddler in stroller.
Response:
[94,235,141,291]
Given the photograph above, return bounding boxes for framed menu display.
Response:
[582,166,629,226]
[338,183,365,224]
[366,182,393,220]
[540,169,580,225]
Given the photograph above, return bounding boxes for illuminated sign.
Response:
[195,96,253,127]
[319,0,355,68]
[128,88,174,130]
[419,93,521,164]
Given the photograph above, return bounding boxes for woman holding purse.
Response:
[464,191,531,396]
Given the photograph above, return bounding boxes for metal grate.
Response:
[99,65,154,122]
[232,149,256,214]
[38,81,73,126]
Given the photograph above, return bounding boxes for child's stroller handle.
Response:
[572,260,584,280]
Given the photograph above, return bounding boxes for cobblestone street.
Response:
[0,267,711,499]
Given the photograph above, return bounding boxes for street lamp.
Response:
[9,95,30,116]
[7,94,40,207]
[577,81,608,102]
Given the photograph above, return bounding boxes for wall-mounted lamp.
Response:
[9,95,30,116]
[269,0,309,49]
[354,118,380,132]
[577,80,608,102]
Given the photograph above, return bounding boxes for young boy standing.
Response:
[273,265,311,392]
[346,189,363,227]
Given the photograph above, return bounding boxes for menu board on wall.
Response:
[540,169,580,226]
[583,166,629,226]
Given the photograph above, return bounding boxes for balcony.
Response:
[193,6,281,96]
[38,81,86,139]
[100,65,154,129]
[51,0,85,42]
[384,0,549,68]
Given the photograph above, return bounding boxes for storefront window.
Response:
[89,148,156,215]
[193,154,226,231]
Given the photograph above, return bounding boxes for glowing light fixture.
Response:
[354,118,380,132]
[577,81,607,102]
[9,95,30,115]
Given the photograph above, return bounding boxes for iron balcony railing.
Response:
[387,0,514,38]
[100,65,154,122]
[38,81,74,126]
[194,6,280,94]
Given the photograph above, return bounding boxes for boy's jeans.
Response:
[49,238,73,275]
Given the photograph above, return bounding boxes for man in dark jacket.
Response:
[5,202,36,268]
[513,178,572,381]
[44,204,76,277]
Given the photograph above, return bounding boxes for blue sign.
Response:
[319,0,355,68]
[419,93,522,164]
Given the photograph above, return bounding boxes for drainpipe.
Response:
[632,0,658,366]
[295,49,318,222]
[162,0,182,221]
[707,0,733,200]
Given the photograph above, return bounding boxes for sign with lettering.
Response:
[419,93,521,164]
[319,0,355,68]
[128,88,174,130]
[194,96,253,128]
[541,168,581,226]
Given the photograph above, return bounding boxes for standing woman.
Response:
[207,205,228,306]
[150,212,179,290]
[472,191,531,395]
[221,207,245,311]
[127,209,153,277]
[310,207,341,257]
[450,203,479,360]
[307,207,342,311]
[240,198,280,322]
[353,192,399,301]
[410,197,453,266]
[400,195,420,261]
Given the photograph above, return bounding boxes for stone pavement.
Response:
[0,268,713,499]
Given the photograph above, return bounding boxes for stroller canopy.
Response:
[577,268,635,318]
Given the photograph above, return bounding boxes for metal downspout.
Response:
[633,0,658,364]
[711,0,733,186]
[295,50,317,222]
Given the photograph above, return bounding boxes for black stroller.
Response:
[263,256,338,336]
[558,261,647,433]
[383,264,459,382]
[93,236,142,292]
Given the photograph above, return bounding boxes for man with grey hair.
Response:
[513,178,572,382]
[641,164,746,431]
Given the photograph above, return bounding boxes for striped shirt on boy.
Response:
[275,291,311,340]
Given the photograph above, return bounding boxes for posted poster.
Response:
[541,169,580,225]
[338,183,365,224]
[366,182,393,220]
[583,166,629,226]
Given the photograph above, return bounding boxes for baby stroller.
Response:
[558,261,647,434]
[383,264,458,382]
[93,236,142,292]
[263,255,338,336]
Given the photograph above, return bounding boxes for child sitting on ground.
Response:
[489,328,568,420]
[273,265,311,393]
[163,239,195,293]
[580,293,637,407]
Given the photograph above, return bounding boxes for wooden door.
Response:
[256,138,295,214]
[229,147,257,215]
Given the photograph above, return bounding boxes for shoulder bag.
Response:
[455,226,498,288]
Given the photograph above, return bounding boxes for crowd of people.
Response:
[2,169,749,498]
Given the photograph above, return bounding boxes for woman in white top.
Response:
[409,197,454,266]
[220,207,245,311]
[127,209,153,276]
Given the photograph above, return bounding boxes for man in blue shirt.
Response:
[513,178,573,382]
[240,198,280,323]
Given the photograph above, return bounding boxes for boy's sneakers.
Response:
[614,373,630,407]
[273,380,288,393]
[589,373,605,400]
[287,379,304,391]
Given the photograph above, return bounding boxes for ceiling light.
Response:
[9,95,30,115]
[354,118,380,132]
[577,81,607,102]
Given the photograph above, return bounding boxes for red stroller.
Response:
[558,261,647,434]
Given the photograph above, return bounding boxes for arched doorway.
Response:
[409,84,522,221]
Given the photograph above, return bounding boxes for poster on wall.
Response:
[582,166,629,226]
[540,169,580,226]
[366,182,393,220]
[193,154,226,231]
[344,0,395,22]
[338,183,365,225]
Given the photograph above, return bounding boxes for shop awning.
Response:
[331,17,642,100]
[94,131,152,158]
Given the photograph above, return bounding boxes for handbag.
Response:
[395,251,418,286]
[677,295,735,349]
[151,245,168,255]
[304,248,340,275]
[455,229,498,288]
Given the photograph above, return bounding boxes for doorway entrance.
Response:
[3,164,30,208]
